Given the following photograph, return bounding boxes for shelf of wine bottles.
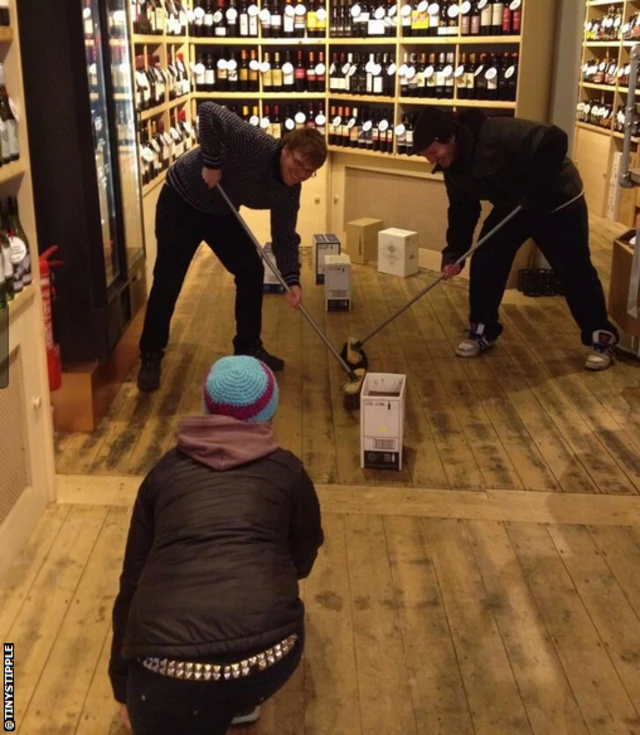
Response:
[192,46,326,92]
[0,197,33,309]
[129,0,535,178]
[139,107,198,193]
[135,52,191,113]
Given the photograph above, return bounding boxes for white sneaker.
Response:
[456,324,496,358]
[585,329,616,371]
[231,706,261,726]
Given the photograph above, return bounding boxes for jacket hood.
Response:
[176,415,278,471]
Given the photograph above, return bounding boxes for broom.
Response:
[341,205,524,376]
[217,186,367,408]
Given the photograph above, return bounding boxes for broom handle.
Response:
[217,185,357,379]
[355,205,523,349]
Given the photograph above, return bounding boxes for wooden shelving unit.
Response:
[0,0,56,576]
[573,0,640,224]
[127,0,554,180]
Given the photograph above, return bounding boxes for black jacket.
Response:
[440,112,584,267]
[108,416,323,703]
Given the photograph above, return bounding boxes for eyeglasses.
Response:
[291,153,317,178]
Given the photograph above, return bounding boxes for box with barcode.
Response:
[262,242,285,294]
[312,233,341,284]
[360,372,406,471]
[378,228,419,278]
[324,254,351,311]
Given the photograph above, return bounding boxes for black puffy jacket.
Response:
[108,416,323,703]
[440,111,584,266]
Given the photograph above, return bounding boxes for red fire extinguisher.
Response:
[39,245,64,392]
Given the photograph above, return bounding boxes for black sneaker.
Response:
[137,352,162,392]
[235,343,285,372]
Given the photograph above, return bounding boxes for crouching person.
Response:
[108,356,324,734]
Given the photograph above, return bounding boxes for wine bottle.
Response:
[0,64,18,163]
[8,197,31,289]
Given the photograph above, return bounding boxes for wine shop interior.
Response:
[2,0,640,732]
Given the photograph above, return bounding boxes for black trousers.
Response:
[468,196,618,346]
[139,184,265,355]
[126,634,303,735]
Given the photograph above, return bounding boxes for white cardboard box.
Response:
[324,253,351,311]
[262,242,284,293]
[360,372,406,471]
[312,233,341,284]
[378,227,419,278]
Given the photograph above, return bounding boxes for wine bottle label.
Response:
[9,237,27,265]
[285,118,296,131]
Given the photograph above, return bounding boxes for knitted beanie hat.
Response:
[203,355,279,423]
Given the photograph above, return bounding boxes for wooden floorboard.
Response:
[6,478,640,734]
[53,214,640,497]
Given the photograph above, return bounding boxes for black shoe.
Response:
[137,353,162,392]
[235,343,285,372]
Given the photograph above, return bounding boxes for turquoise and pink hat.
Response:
[203,355,279,423]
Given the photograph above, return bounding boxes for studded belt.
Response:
[139,633,298,682]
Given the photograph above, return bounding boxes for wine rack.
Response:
[128,0,555,199]
[574,0,640,224]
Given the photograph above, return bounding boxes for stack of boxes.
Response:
[312,233,341,285]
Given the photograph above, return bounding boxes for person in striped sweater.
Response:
[137,102,327,393]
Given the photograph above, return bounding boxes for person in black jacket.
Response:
[412,107,619,370]
[109,355,324,734]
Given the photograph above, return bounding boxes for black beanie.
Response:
[412,107,458,155]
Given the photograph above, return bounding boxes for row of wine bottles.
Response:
[584,8,622,42]
[135,54,191,112]
[139,110,198,185]
[397,50,517,100]
[578,100,640,139]
[189,47,517,100]
[581,57,638,88]
[131,0,523,40]
[0,198,32,307]
[194,48,327,92]
[132,0,192,36]
[399,0,521,38]
[0,63,19,167]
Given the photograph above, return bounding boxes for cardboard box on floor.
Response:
[378,227,419,278]
[312,234,341,284]
[346,217,384,264]
[324,253,351,311]
[360,372,406,471]
[609,230,640,335]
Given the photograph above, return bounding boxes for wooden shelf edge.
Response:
[328,94,395,104]
[6,287,36,327]
[0,26,13,43]
[140,105,166,121]
[142,171,167,197]
[0,159,27,186]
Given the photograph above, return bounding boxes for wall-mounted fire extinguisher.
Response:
[39,245,64,392]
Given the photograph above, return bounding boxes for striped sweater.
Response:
[167,102,302,286]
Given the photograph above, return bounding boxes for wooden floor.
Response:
[5,214,638,733]
[55,214,640,495]
[2,476,640,734]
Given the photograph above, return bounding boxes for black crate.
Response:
[517,268,565,297]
